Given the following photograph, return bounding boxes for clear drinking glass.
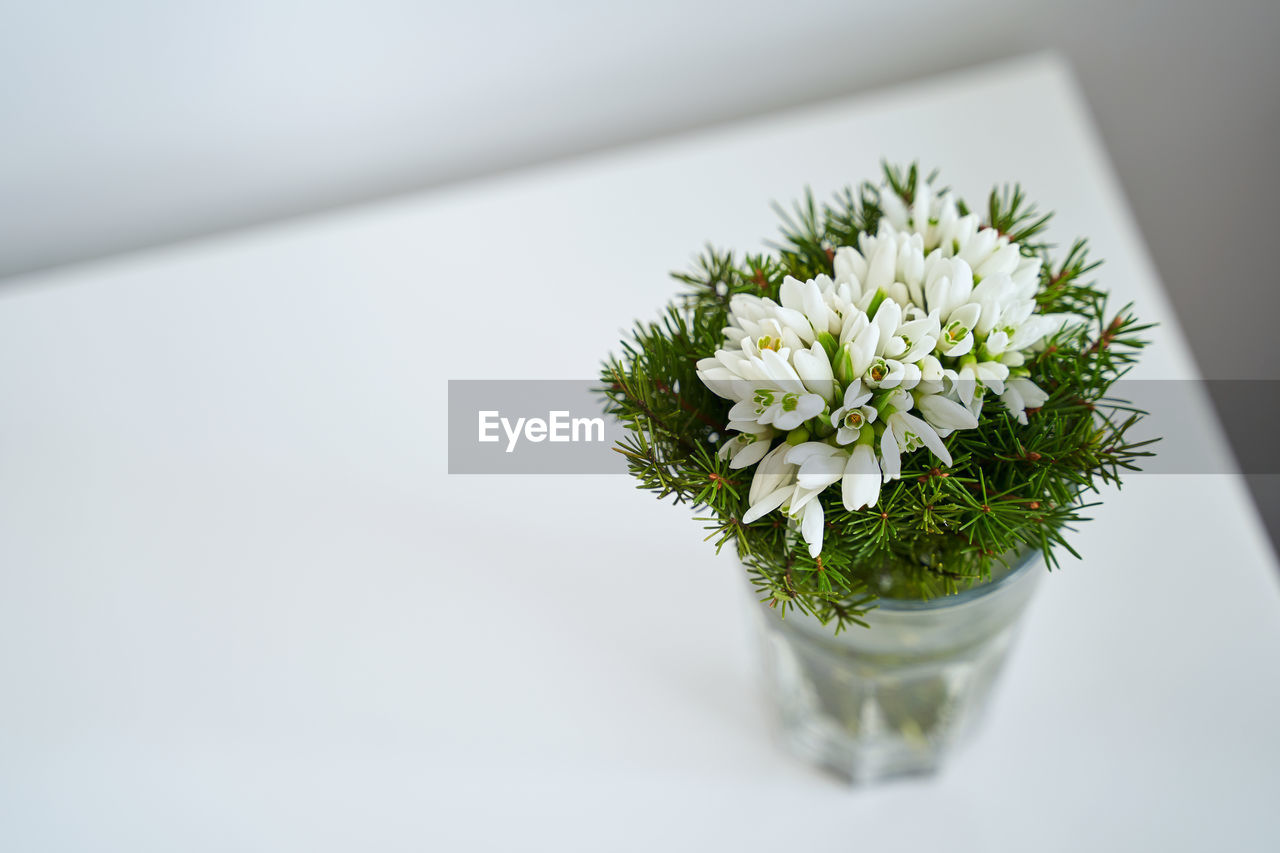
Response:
[752,550,1042,783]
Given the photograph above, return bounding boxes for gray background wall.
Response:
[4,0,1278,538]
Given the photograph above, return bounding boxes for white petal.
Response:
[866,236,897,292]
[976,244,1020,279]
[759,349,805,394]
[1010,377,1049,408]
[925,274,951,316]
[801,499,825,558]
[747,444,794,504]
[942,333,974,358]
[879,191,909,229]
[844,379,872,408]
[874,298,903,341]
[919,355,944,382]
[842,444,882,510]
[779,276,805,313]
[697,366,743,401]
[839,309,869,345]
[947,260,975,310]
[950,302,981,330]
[880,426,901,482]
[801,279,832,334]
[796,450,846,491]
[850,322,881,376]
[772,306,817,344]
[917,394,979,431]
[742,486,791,524]
[785,441,838,467]
[792,343,836,402]
[771,393,826,430]
[833,246,867,286]
[728,398,763,423]
[729,437,772,469]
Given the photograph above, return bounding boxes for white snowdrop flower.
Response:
[938,303,980,357]
[880,409,951,482]
[830,380,876,445]
[742,444,799,524]
[1000,377,1050,425]
[865,356,907,389]
[788,442,847,488]
[717,422,776,469]
[728,387,825,431]
[786,442,848,557]
[892,316,940,363]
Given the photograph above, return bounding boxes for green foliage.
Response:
[600,163,1153,632]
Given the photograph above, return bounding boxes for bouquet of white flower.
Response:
[603,164,1152,631]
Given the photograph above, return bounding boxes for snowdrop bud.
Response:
[848,322,880,376]
[873,298,902,342]
[976,244,1020,280]
[919,355,944,382]
[1012,256,1043,296]
[925,275,951,316]
[816,331,838,360]
[888,388,913,411]
[958,228,999,268]
[899,240,925,286]
[879,281,902,307]
[948,260,975,308]
[793,342,835,402]
[880,191,909,229]
[801,277,833,333]
[834,344,856,387]
[779,276,805,313]
[833,246,867,285]
[866,237,897,292]
[839,308,868,345]
[911,185,930,232]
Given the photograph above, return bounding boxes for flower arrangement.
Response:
[602,164,1152,631]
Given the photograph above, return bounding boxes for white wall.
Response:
[3,0,1279,521]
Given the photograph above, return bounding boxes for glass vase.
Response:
[752,550,1042,784]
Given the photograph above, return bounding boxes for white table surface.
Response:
[2,54,1277,852]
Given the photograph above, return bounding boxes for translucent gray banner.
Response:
[448,379,1278,475]
[448,380,629,474]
